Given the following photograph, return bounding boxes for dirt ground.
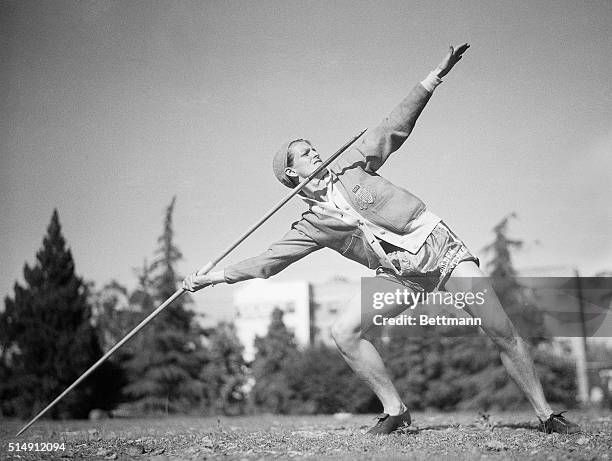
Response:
[1,410,611,460]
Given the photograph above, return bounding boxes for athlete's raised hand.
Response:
[435,43,470,78]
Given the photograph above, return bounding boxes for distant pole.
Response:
[573,267,590,405]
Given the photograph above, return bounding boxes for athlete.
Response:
[183,44,580,435]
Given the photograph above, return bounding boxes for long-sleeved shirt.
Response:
[224,74,443,284]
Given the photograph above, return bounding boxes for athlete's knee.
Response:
[484,319,521,351]
[330,320,360,354]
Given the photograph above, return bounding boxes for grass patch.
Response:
[1,411,610,460]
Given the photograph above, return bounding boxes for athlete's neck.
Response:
[301,170,331,201]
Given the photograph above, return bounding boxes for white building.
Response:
[233,279,311,361]
[232,277,360,360]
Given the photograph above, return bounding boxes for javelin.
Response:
[16,128,367,437]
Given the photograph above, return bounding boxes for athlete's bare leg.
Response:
[445,261,553,420]
[332,260,553,420]
[331,277,412,416]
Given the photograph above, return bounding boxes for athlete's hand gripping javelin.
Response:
[183,272,217,292]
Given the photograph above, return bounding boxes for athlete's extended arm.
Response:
[353,43,470,172]
[183,226,322,292]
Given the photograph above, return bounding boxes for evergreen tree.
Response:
[0,321,15,416]
[483,212,545,341]
[285,345,376,414]
[0,210,105,418]
[122,198,204,414]
[378,332,429,410]
[380,326,468,411]
[199,322,248,415]
[484,213,522,280]
[251,308,299,413]
[130,258,156,314]
[150,197,191,330]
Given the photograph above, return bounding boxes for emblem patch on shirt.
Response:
[352,184,376,210]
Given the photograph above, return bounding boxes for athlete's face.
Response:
[285,140,323,181]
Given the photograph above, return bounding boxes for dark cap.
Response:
[272,139,307,188]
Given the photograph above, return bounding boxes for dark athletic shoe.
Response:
[539,411,581,434]
[367,409,412,435]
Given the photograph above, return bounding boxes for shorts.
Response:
[376,221,479,292]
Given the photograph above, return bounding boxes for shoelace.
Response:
[540,410,567,424]
[373,413,389,425]
[541,410,572,433]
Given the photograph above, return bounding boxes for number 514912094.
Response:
[8,442,65,451]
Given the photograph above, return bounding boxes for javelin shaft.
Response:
[16,289,184,436]
[16,128,366,437]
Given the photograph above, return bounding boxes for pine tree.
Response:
[483,213,523,309]
[285,344,376,414]
[0,210,104,418]
[251,308,299,413]
[129,259,156,314]
[150,197,191,330]
[483,213,545,341]
[122,198,204,414]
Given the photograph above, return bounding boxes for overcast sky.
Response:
[2,0,611,320]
